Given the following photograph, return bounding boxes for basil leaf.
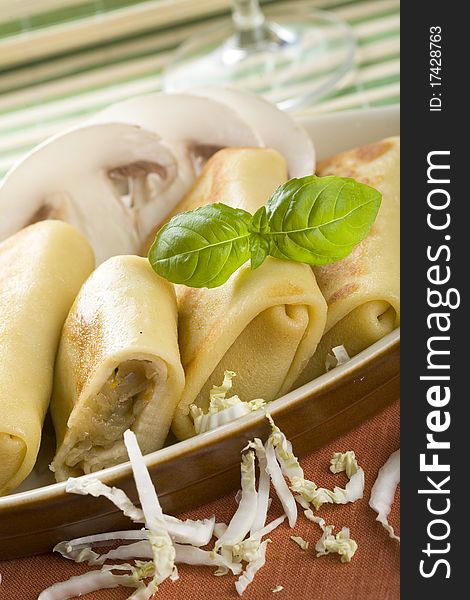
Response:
[250,206,270,235]
[265,176,382,266]
[248,206,271,270]
[249,234,270,270]
[148,204,252,288]
[148,175,383,289]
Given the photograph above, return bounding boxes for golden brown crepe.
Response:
[170,148,327,440]
[0,221,94,495]
[295,137,400,386]
[50,255,185,480]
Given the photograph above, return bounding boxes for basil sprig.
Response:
[148,175,381,288]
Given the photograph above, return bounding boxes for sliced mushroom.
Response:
[93,89,315,179]
[91,93,266,240]
[0,123,178,264]
[191,87,316,177]
[91,92,263,179]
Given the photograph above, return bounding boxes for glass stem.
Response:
[231,0,266,31]
[230,0,270,46]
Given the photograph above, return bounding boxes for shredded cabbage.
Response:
[290,536,309,550]
[235,539,270,596]
[212,436,287,594]
[325,345,351,372]
[215,451,258,551]
[294,494,311,510]
[43,434,177,600]
[266,415,304,482]
[289,451,364,510]
[303,508,316,522]
[330,451,358,477]
[244,438,271,534]
[65,477,144,522]
[190,371,266,434]
[54,530,148,565]
[265,415,364,511]
[162,515,215,547]
[272,585,284,593]
[264,436,297,527]
[38,568,143,600]
[123,429,175,598]
[41,405,368,599]
[213,522,228,539]
[214,546,236,577]
[55,534,241,575]
[232,515,286,565]
[209,370,237,402]
[232,534,264,564]
[65,481,214,547]
[93,541,152,565]
[306,515,357,562]
[174,544,242,574]
[318,527,357,563]
[369,449,400,541]
[257,515,287,537]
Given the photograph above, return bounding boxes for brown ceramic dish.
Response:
[0,105,400,560]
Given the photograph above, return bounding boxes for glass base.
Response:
[163,7,356,111]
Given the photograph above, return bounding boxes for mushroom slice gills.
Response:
[0,123,178,265]
[53,359,166,477]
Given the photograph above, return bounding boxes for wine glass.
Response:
[162,0,356,110]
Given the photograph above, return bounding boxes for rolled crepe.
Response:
[295,137,400,386]
[0,221,94,495]
[50,255,185,480]
[170,148,327,440]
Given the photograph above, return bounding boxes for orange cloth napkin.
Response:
[0,400,400,600]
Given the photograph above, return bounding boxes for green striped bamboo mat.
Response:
[0,0,399,179]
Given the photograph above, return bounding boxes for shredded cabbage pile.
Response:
[38,374,375,599]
